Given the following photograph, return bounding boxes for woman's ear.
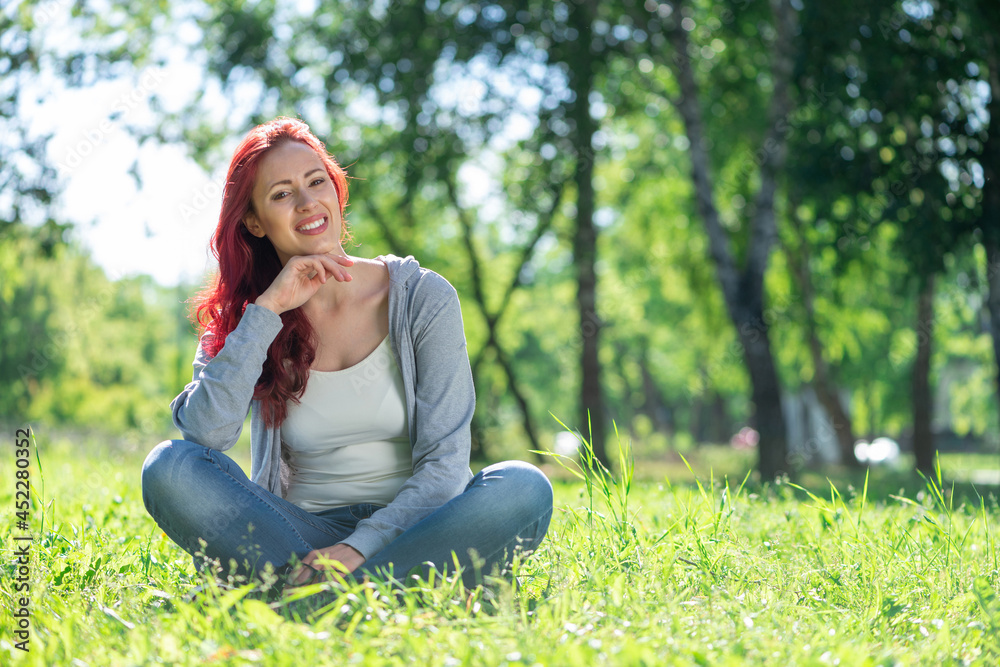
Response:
[243,212,266,238]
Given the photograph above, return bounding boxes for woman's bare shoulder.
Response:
[349,256,391,273]
[346,256,390,298]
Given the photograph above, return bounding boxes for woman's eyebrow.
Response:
[265,168,325,192]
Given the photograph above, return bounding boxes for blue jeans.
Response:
[141,440,553,589]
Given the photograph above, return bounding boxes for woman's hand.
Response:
[255,253,354,315]
[289,543,366,585]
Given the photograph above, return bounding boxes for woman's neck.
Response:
[299,255,385,316]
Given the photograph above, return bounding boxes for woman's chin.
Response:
[277,240,341,262]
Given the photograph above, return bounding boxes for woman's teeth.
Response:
[298,217,326,231]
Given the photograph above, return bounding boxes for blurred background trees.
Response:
[1,0,997,479]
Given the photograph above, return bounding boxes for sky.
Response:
[18,15,228,287]
[41,89,225,287]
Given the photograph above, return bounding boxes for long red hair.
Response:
[193,117,350,427]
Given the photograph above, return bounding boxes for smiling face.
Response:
[243,140,345,265]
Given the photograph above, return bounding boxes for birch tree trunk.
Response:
[663,0,798,478]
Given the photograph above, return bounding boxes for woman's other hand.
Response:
[255,254,354,315]
[288,543,366,585]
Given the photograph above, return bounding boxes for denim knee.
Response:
[487,461,553,561]
[497,460,554,522]
[141,439,203,510]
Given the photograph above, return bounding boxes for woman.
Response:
[141,117,553,596]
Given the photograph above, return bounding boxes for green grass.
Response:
[2,430,999,666]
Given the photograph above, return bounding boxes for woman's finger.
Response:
[315,254,353,282]
[328,253,354,267]
[288,550,319,584]
[295,257,330,284]
[319,254,353,279]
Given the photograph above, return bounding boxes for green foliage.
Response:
[4,0,1000,465]
[0,227,193,436]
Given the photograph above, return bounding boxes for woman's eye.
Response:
[311,178,325,186]
[272,191,288,200]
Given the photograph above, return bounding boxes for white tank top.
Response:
[280,336,412,511]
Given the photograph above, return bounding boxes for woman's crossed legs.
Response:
[141,439,553,591]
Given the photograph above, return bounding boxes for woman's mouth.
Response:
[296,217,328,235]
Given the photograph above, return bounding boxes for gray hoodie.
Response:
[169,254,475,559]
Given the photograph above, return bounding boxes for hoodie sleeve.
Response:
[170,304,284,450]
[339,271,474,559]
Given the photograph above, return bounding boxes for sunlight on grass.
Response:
[1,430,998,666]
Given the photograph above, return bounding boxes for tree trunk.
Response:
[813,381,859,467]
[737,305,791,478]
[986,239,1000,427]
[639,351,674,436]
[979,22,1000,430]
[709,391,729,443]
[662,0,797,479]
[866,384,878,441]
[784,203,861,467]
[568,0,608,467]
[912,275,936,474]
[690,388,704,444]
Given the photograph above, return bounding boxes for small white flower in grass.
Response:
[743,617,754,628]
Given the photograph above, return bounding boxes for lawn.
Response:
[1,430,998,666]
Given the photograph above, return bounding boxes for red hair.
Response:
[193,117,350,427]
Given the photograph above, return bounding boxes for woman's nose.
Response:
[296,190,317,210]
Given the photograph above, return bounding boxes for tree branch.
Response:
[493,179,566,326]
[662,2,740,309]
[746,0,799,298]
[364,203,406,257]
[444,171,546,455]
[445,172,489,324]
